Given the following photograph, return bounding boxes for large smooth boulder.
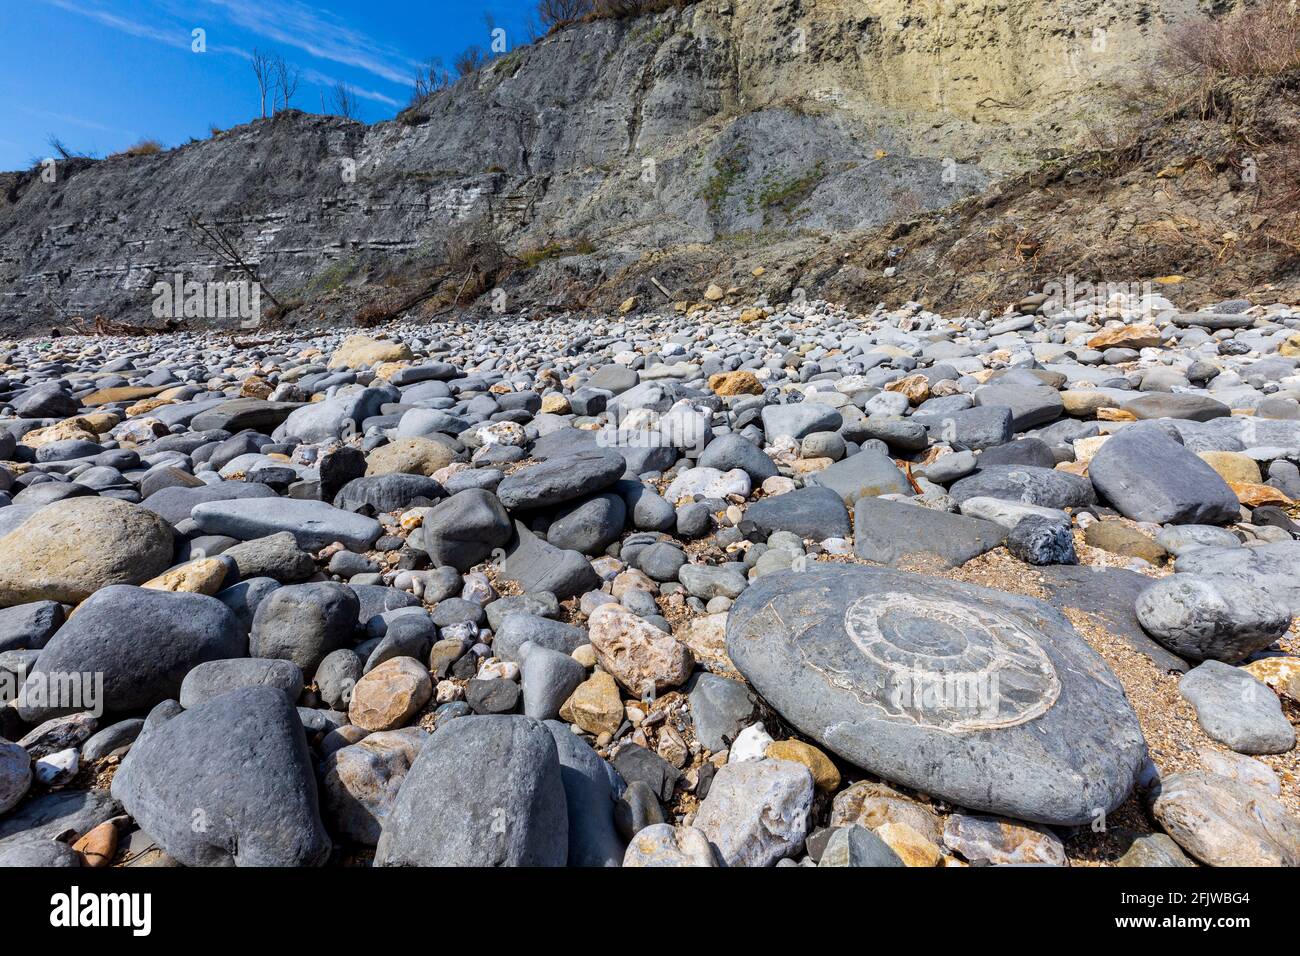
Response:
[179,658,304,710]
[1135,573,1291,663]
[273,388,389,444]
[374,715,568,866]
[1178,660,1295,754]
[726,565,1147,826]
[0,498,173,607]
[140,481,278,525]
[949,465,1095,510]
[111,686,331,867]
[16,585,245,722]
[250,582,360,673]
[1089,425,1240,524]
[496,450,626,510]
[333,474,445,515]
[416,489,511,571]
[808,449,911,504]
[761,403,842,441]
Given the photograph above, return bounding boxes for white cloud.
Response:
[197,0,421,86]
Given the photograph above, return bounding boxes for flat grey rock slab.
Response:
[950,464,1095,510]
[808,449,911,504]
[852,498,1005,570]
[742,486,851,540]
[1178,660,1295,754]
[726,565,1147,826]
[192,497,382,551]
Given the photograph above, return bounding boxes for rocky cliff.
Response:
[0,0,1211,335]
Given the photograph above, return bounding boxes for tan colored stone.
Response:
[72,821,118,867]
[884,374,930,405]
[365,437,456,477]
[1229,481,1293,507]
[320,727,424,845]
[876,821,943,867]
[703,283,725,301]
[141,557,230,596]
[81,385,168,406]
[1072,434,1109,463]
[1056,460,1090,477]
[1199,451,1262,484]
[348,657,433,731]
[738,307,768,323]
[328,335,413,370]
[1087,324,1164,350]
[619,296,638,314]
[1061,390,1113,417]
[1242,656,1300,703]
[239,375,273,399]
[373,361,411,381]
[707,370,763,397]
[124,397,173,417]
[1097,406,1137,422]
[541,393,571,414]
[675,612,732,672]
[765,739,840,791]
[1279,334,1300,358]
[943,813,1066,866]
[0,497,174,606]
[559,668,623,736]
[587,603,693,694]
[20,418,98,448]
[571,644,597,668]
[790,457,832,475]
[610,568,655,600]
[1083,520,1167,563]
[80,412,120,434]
[831,780,941,844]
[1152,770,1300,866]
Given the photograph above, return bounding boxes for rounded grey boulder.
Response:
[16,585,246,723]
[1135,574,1291,662]
[250,582,360,672]
[416,488,511,571]
[110,686,331,867]
[374,714,567,866]
[1090,425,1239,525]
[0,740,32,814]
[496,450,626,511]
[179,658,304,710]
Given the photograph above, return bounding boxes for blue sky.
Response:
[0,0,541,171]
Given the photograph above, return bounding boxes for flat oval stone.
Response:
[726,565,1146,826]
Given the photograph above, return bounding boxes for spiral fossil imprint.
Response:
[802,590,1063,733]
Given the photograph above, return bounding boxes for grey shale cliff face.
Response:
[0,0,1206,335]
